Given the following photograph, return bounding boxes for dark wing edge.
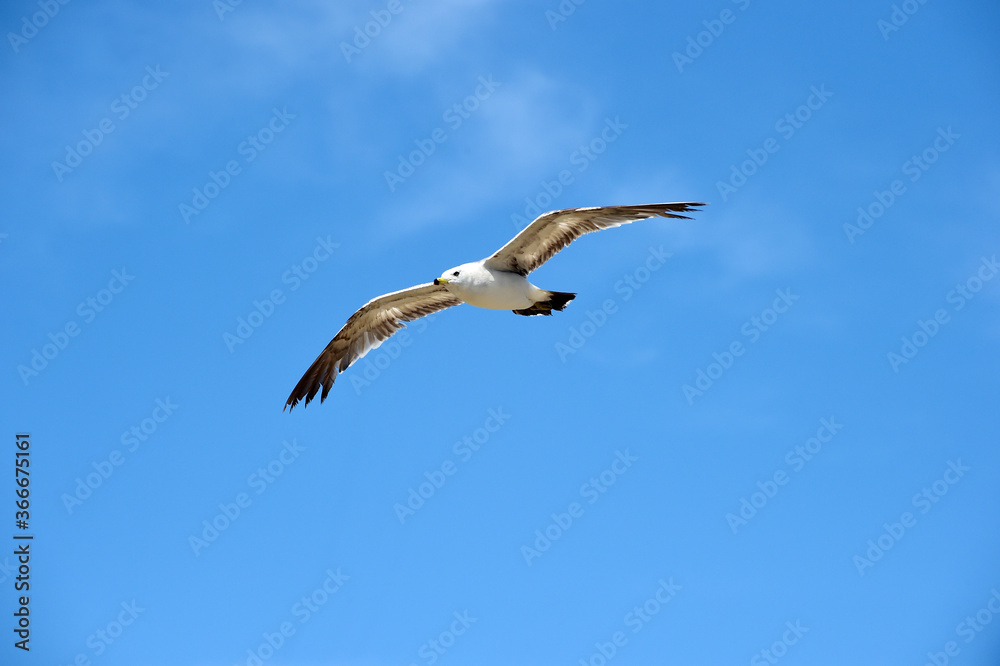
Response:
[284,283,462,411]
[485,202,705,276]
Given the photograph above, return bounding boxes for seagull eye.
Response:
[452,271,459,276]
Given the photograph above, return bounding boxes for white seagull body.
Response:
[285,202,704,410]
[435,261,545,311]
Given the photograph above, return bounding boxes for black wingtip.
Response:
[654,202,707,220]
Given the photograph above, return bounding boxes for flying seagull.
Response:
[285,202,704,410]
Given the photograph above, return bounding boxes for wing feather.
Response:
[284,283,462,410]
[485,202,704,276]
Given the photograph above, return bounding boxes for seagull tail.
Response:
[512,290,576,316]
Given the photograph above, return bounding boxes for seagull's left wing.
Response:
[485,202,704,276]
[285,283,462,411]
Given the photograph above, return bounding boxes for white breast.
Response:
[451,263,538,310]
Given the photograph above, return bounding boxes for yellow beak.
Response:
[434,278,450,285]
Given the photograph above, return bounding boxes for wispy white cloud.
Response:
[367,0,498,72]
[676,198,815,284]
[221,0,499,75]
[372,69,601,235]
[591,167,814,282]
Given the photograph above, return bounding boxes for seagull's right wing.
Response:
[485,202,704,276]
[285,283,462,411]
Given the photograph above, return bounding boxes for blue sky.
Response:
[2,0,999,664]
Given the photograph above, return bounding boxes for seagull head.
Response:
[434,263,475,287]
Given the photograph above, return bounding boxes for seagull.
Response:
[284,202,704,410]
